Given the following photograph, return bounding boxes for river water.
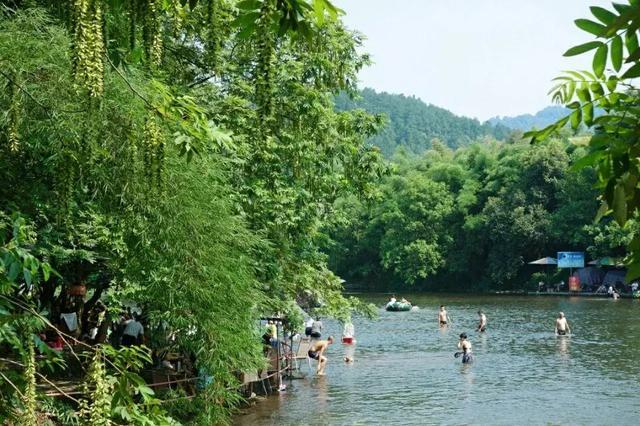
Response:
[233,294,640,425]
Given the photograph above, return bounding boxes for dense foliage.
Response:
[0,0,383,423]
[334,88,512,156]
[528,0,640,279]
[322,134,635,292]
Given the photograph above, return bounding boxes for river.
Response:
[233,294,640,425]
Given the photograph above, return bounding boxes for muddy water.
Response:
[234,294,640,425]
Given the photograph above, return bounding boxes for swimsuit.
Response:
[462,352,473,364]
[557,330,567,336]
[308,350,320,360]
[439,321,447,326]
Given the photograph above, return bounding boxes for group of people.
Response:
[303,304,574,375]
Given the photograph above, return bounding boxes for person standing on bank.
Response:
[310,317,323,339]
[122,312,144,346]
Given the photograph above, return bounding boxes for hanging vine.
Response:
[143,0,163,68]
[255,0,277,133]
[5,70,21,152]
[72,0,105,98]
[143,112,164,188]
[17,338,37,426]
[78,349,113,426]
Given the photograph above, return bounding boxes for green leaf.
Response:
[591,6,618,24]
[563,41,603,56]
[606,75,618,91]
[612,2,632,14]
[583,102,594,126]
[613,182,627,225]
[622,62,640,78]
[594,201,610,223]
[566,101,581,109]
[593,44,608,77]
[570,108,582,129]
[626,31,639,55]
[577,87,591,103]
[625,46,640,63]
[566,80,576,101]
[574,19,607,36]
[8,261,19,281]
[611,35,623,71]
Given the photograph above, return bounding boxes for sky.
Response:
[335,0,610,121]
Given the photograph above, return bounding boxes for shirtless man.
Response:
[457,333,473,363]
[308,336,334,375]
[476,310,487,332]
[555,312,571,336]
[438,305,451,326]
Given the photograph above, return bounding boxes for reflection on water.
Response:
[234,294,640,425]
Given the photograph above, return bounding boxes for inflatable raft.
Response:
[385,301,412,311]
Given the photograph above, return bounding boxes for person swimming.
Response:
[555,312,571,336]
[457,333,473,363]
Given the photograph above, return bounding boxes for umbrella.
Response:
[587,257,623,267]
[528,257,557,289]
[528,257,558,265]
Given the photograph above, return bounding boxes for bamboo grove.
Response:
[0,0,384,423]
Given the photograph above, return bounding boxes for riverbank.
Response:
[346,290,639,299]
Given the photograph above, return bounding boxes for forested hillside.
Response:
[488,106,570,130]
[335,88,512,156]
[321,135,636,292]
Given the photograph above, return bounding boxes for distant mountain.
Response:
[335,88,512,157]
[487,106,569,131]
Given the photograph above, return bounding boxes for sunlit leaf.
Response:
[563,41,603,56]
[570,108,582,129]
[574,18,607,36]
[590,6,618,25]
[593,43,608,77]
[611,35,623,71]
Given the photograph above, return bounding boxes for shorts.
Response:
[305,327,312,336]
[557,330,567,336]
[310,332,321,339]
[462,353,473,364]
[121,334,137,346]
[308,350,319,360]
[439,321,447,326]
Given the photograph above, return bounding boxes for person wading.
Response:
[438,305,451,327]
[555,312,571,336]
[457,333,473,364]
[476,310,487,332]
[308,336,334,375]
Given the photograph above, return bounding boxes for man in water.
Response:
[308,336,334,375]
[457,333,473,363]
[476,310,487,332]
[555,312,571,336]
[438,305,450,326]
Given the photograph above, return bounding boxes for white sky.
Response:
[335,0,610,121]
